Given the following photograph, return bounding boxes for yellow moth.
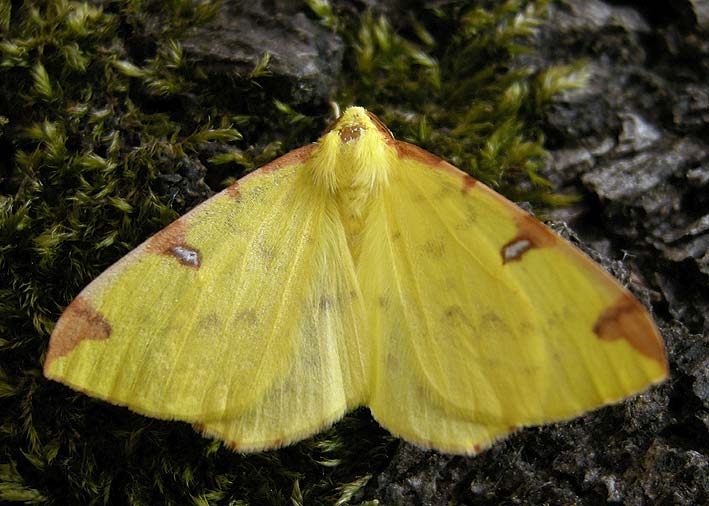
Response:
[44,107,668,455]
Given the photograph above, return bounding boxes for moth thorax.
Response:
[334,200,371,264]
[339,131,393,241]
[331,165,378,261]
[310,128,392,193]
[308,127,394,257]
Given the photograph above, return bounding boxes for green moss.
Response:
[1,1,587,505]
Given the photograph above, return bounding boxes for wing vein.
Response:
[381,191,448,402]
[407,172,500,281]
[207,175,309,414]
[234,197,318,408]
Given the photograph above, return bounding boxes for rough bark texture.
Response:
[180,0,344,106]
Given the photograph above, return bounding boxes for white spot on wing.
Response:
[503,238,531,263]
[170,245,200,268]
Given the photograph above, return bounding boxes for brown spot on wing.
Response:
[167,245,200,268]
[224,182,240,199]
[144,219,201,269]
[386,353,400,370]
[44,296,112,372]
[235,309,258,327]
[461,174,477,193]
[501,213,557,264]
[442,305,474,330]
[196,312,221,331]
[593,293,668,371]
[423,239,445,258]
[479,312,511,334]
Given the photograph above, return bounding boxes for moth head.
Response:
[309,106,397,195]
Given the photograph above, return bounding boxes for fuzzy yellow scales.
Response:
[44,107,668,454]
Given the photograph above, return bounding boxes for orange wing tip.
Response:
[44,296,112,374]
[593,293,669,374]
